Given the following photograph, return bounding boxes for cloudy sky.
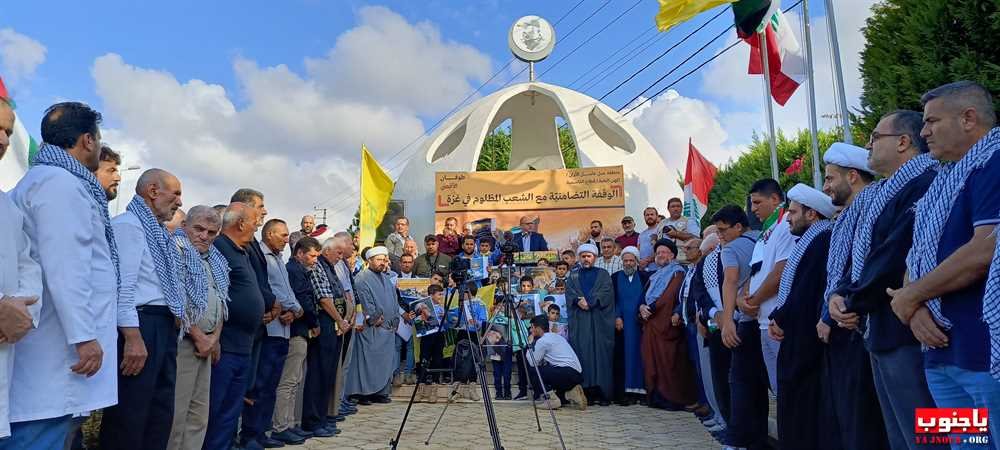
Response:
[2,0,876,229]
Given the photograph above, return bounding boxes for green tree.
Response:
[477,126,580,170]
[703,129,841,227]
[856,0,1000,135]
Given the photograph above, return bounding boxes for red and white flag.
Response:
[683,139,717,222]
[744,4,805,106]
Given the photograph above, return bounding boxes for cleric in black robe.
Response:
[566,243,616,405]
[766,184,837,450]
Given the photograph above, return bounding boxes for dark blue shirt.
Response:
[286,258,320,339]
[214,235,265,355]
[926,152,1000,371]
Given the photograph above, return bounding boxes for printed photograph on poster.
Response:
[517,292,542,317]
[411,297,441,337]
[540,294,568,337]
[397,278,432,296]
[522,267,555,292]
[469,255,489,280]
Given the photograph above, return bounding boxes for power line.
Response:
[538,0,645,79]
[577,26,665,92]
[566,25,655,89]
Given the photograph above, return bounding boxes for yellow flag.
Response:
[656,0,737,31]
[478,283,496,312]
[358,145,394,249]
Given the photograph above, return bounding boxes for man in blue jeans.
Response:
[205,203,265,450]
[888,81,1000,450]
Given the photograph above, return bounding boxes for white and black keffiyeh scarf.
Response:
[824,184,878,311]
[702,244,722,310]
[126,196,186,329]
[773,220,832,312]
[33,143,121,290]
[908,127,1000,329]
[174,229,231,325]
[851,153,937,282]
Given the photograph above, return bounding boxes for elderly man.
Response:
[566,243,615,406]
[7,102,117,449]
[95,145,121,201]
[390,238,417,274]
[892,81,1000,446]
[306,237,349,434]
[100,169,184,450]
[612,246,649,405]
[288,215,315,253]
[240,219,305,449]
[384,216,412,259]
[514,216,549,252]
[165,209,186,235]
[273,237,322,444]
[594,237,623,275]
[0,98,42,440]
[343,247,401,404]
[765,184,836,449]
[167,206,227,450]
[204,203,265,450]
[330,232,359,417]
[615,216,639,250]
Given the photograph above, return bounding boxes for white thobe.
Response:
[0,191,42,437]
[9,166,119,423]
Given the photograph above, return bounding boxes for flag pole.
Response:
[759,30,780,180]
[824,0,853,144]
[801,0,823,189]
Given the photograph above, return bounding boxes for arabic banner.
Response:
[434,166,626,252]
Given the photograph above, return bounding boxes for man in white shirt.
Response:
[100,168,184,450]
[0,98,42,440]
[662,198,701,263]
[637,207,661,269]
[8,103,119,449]
[593,237,623,275]
[526,315,588,411]
[740,179,795,397]
[384,216,411,259]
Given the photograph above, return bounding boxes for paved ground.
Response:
[300,397,720,450]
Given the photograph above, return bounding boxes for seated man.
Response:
[525,315,588,411]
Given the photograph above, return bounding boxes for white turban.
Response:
[577,243,599,257]
[787,183,837,219]
[621,246,640,259]
[367,246,389,259]
[824,143,875,175]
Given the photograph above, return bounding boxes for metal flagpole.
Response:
[824,0,853,144]
[801,0,823,189]
[759,30,780,180]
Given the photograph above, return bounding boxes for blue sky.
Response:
[1,0,876,226]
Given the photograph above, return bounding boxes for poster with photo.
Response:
[410,297,440,337]
[517,292,542,318]
[397,278,432,296]
[522,267,555,292]
[469,255,489,281]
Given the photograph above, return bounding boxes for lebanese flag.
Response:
[0,76,39,191]
[683,139,717,222]
[744,5,805,106]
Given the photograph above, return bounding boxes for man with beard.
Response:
[565,243,615,405]
[580,220,606,247]
[766,184,835,449]
[94,145,121,201]
[829,111,942,450]
[343,247,401,403]
[288,215,315,253]
[615,216,639,250]
[820,143,886,450]
[612,246,650,405]
[637,207,661,270]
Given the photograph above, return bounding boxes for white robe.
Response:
[8,166,119,423]
[0,191,42,437]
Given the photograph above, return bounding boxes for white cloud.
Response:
[629,89,747,171]
[699,0,877,145]
[92,6,493,230]
[0,28,47,83]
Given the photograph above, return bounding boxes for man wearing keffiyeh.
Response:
[886,81,1000,447]
[100,168,184,450]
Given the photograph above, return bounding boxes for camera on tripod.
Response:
[449,257,470,284]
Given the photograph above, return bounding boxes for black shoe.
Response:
[327,414,346,422]
[288,427,312,438]
[241,438,265,450]
[321,426,342,435]
[372,395,392,404]
[598,399,611,407]
[587,398,597,406]
[259,436,287,448]
[270,430,305,445]
[306,427,337,438]
[355,397,372,406]
[495,392,504,400]
[513,392,528,401]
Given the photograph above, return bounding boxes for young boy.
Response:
[490,300,531,401]
[560,249,577,270]
[547,303,568,339]
[548,261,570,290]
[418,284,448,403]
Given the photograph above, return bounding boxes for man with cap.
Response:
[342,246,401,404]
[611,246,651,405]
[819,142,889,450]
[413,234,451,278]
[766,184,836,449]
[830,111,942,450]
[615,216,639,250]
[565,243,615,405]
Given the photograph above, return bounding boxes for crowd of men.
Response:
[0,78,998,450]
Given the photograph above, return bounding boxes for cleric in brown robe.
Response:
[640,239,697,409]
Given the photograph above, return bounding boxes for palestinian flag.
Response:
[735,1,805,106]
[0,76,40,191]
[683,139,717,222]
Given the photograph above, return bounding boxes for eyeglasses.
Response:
[868,131,904,144]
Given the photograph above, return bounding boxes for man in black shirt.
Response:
[205,203,264,450]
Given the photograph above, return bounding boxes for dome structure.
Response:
[395,80,678,242]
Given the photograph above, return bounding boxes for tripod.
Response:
[391,274,503,449]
